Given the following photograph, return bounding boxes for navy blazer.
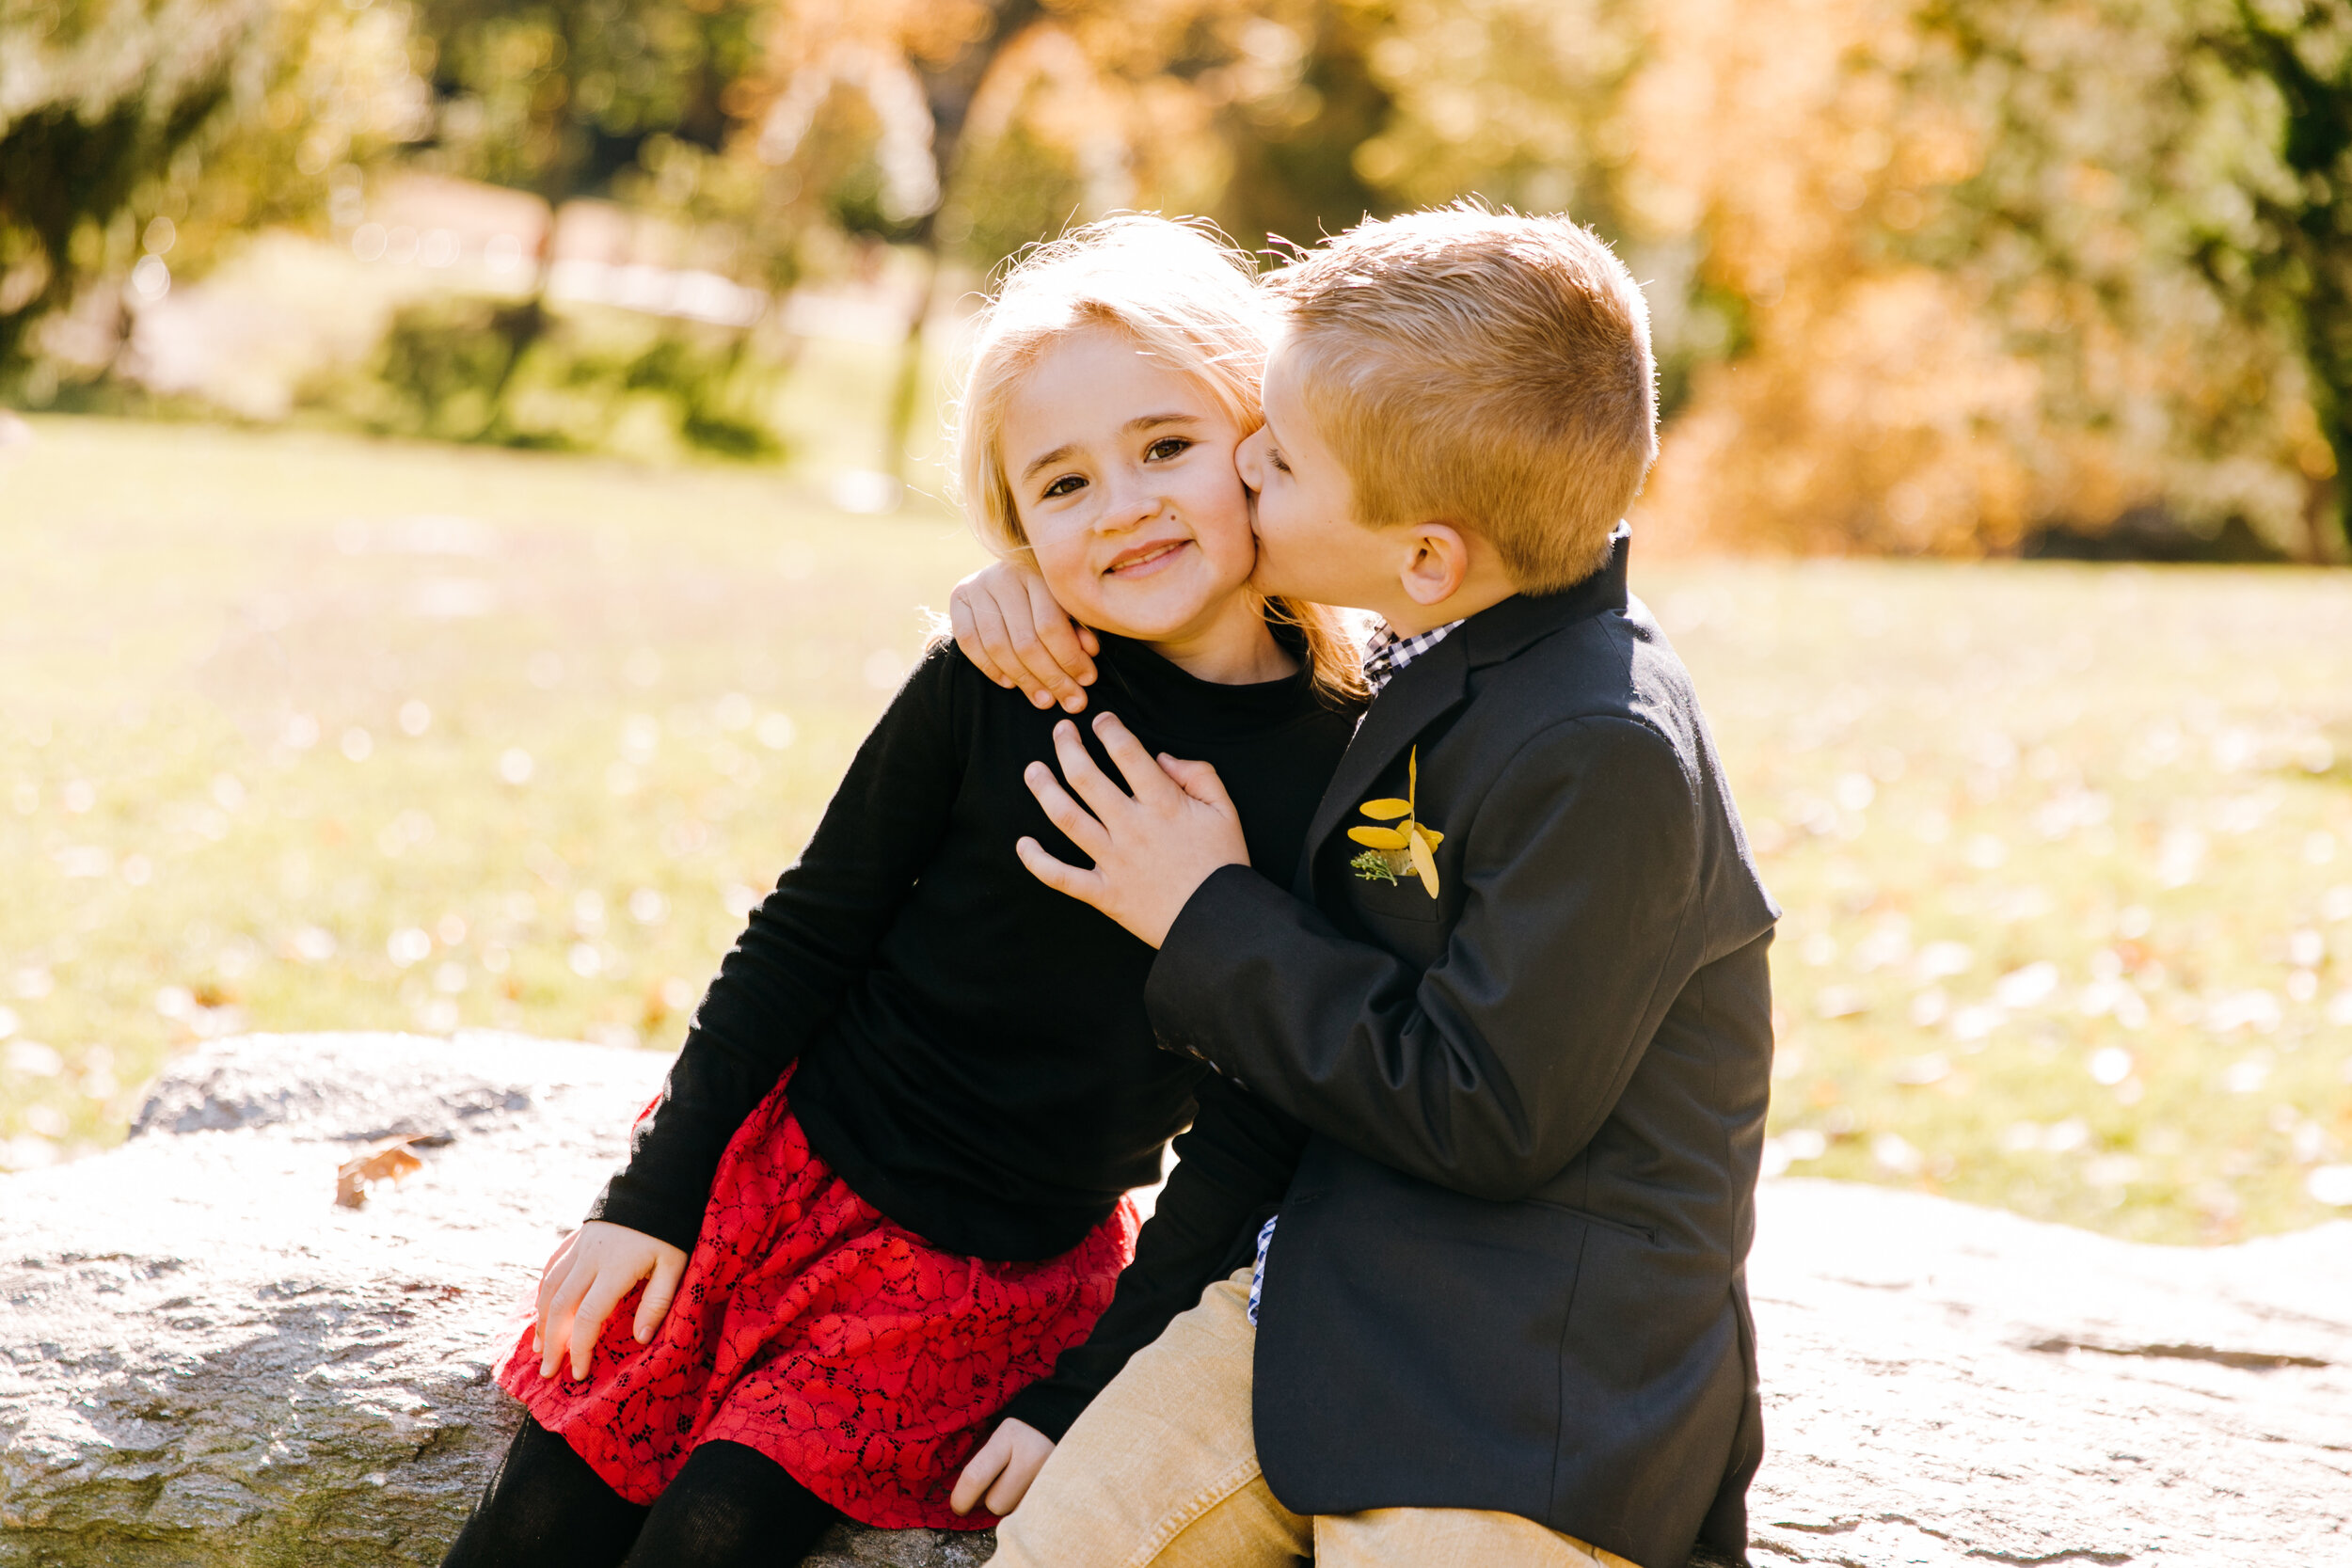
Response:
[1147,533,1779,1568]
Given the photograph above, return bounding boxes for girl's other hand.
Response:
[948,561,1099,713]
[532,1220,689,1381]
[949,1417,1056,1516]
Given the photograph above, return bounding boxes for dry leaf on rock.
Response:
[334,1134,424,1209]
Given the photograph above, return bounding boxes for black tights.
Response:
[440,1418,841,1568]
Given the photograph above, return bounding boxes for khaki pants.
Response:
[992,1270,1637,1568]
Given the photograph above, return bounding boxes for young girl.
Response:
[439,216,1363,1568]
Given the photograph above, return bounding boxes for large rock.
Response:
[4,1034,2347,1566]
[0,1034,988,1567]
[1743,1182,2350,1566]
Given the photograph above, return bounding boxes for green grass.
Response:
[1673,566,2352,1243]
[3,415,2349,1244]
[0,414,983,1160]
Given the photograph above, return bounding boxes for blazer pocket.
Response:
[1348,873,1440,925]
[1524,1198,1661,1246]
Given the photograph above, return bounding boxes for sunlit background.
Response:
[3,0,2349,1244]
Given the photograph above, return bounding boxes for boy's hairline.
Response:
[1270,323,1522,567]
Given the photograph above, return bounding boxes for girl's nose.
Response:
[1095,470,1167,531]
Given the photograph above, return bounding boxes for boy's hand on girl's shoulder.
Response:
[1019,712,1249,948]
[532,1219,689,1382]
[948,560,1100,713]
[950,1417,1055,1517]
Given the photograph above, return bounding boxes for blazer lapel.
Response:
[1289,529,1634,895]
[1292,632,1472,895]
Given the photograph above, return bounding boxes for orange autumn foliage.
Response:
[1622,0,2337,560]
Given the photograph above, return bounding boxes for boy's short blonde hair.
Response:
[949,214,1362,700]
[1266,202,1657,592]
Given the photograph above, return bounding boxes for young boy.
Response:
[952,205,1777,1568]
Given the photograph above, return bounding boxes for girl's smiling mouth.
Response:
[1104,539,1191,578]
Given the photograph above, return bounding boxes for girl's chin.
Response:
[1079,590,1232,644]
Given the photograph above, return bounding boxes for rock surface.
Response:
[4,1033,2348,1566]
[0,1033,988,1567]
[1745,1181,2350,1566]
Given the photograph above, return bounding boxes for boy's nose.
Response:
[1234,428,1267,490]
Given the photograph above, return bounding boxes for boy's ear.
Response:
[1398,523,1473,609]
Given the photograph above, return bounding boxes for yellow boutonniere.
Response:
[1346,746,1443,897]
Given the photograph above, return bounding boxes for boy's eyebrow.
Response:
[1018,413,1203,483]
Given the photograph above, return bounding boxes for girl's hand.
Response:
[948,561,1099,713]
[949,1417,1055,1516]
[532,1220,689,1381]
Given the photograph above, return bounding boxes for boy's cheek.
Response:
[1248,489,1293,539]
[1246,532,1309,597]
[1253,509,1317,571]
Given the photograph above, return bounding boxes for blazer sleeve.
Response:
[1146,716,1700,1203]
[996,1074,1309,1442]
[588,645,967,1251]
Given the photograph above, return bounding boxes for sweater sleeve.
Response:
[587,644,968,1251]
[997,1074,1309,1442]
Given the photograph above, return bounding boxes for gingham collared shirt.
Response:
[1247,615,1468,1328]
[1359,617,1466,697]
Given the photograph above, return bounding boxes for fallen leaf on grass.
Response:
[335,1135,425,1209]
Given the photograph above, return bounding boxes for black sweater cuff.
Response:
[996,1380,1091,1445]
[585,1176,704,1256]
[988,1077,1308,1448]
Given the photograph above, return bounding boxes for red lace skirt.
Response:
[496,1068,1138,1528]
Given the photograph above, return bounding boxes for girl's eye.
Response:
[1268,451,1292,474]
[1041,474,1086,499]
[1145,436,1193,462]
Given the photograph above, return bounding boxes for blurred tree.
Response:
[11,0,2345,555]
[1334,0,1734,402]
[739,0,1089,479]
[0,0,424,398]
[397,0,776,416]
[1911,0,2347,561]
[1627,0,2346,562]
[728,0,1677,476]
[1347,0,1643,234]
[732,0,1396,478]
[590,0,1199,472]
[324,291,787,458]
[1190,3,1392,250]
[408,0,771,218]
[596,0,2352,550]
[2211,0,2352,559]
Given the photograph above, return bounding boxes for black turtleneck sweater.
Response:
[591,630,1358,1280]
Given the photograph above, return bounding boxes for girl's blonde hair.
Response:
[947,214,1363,703]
